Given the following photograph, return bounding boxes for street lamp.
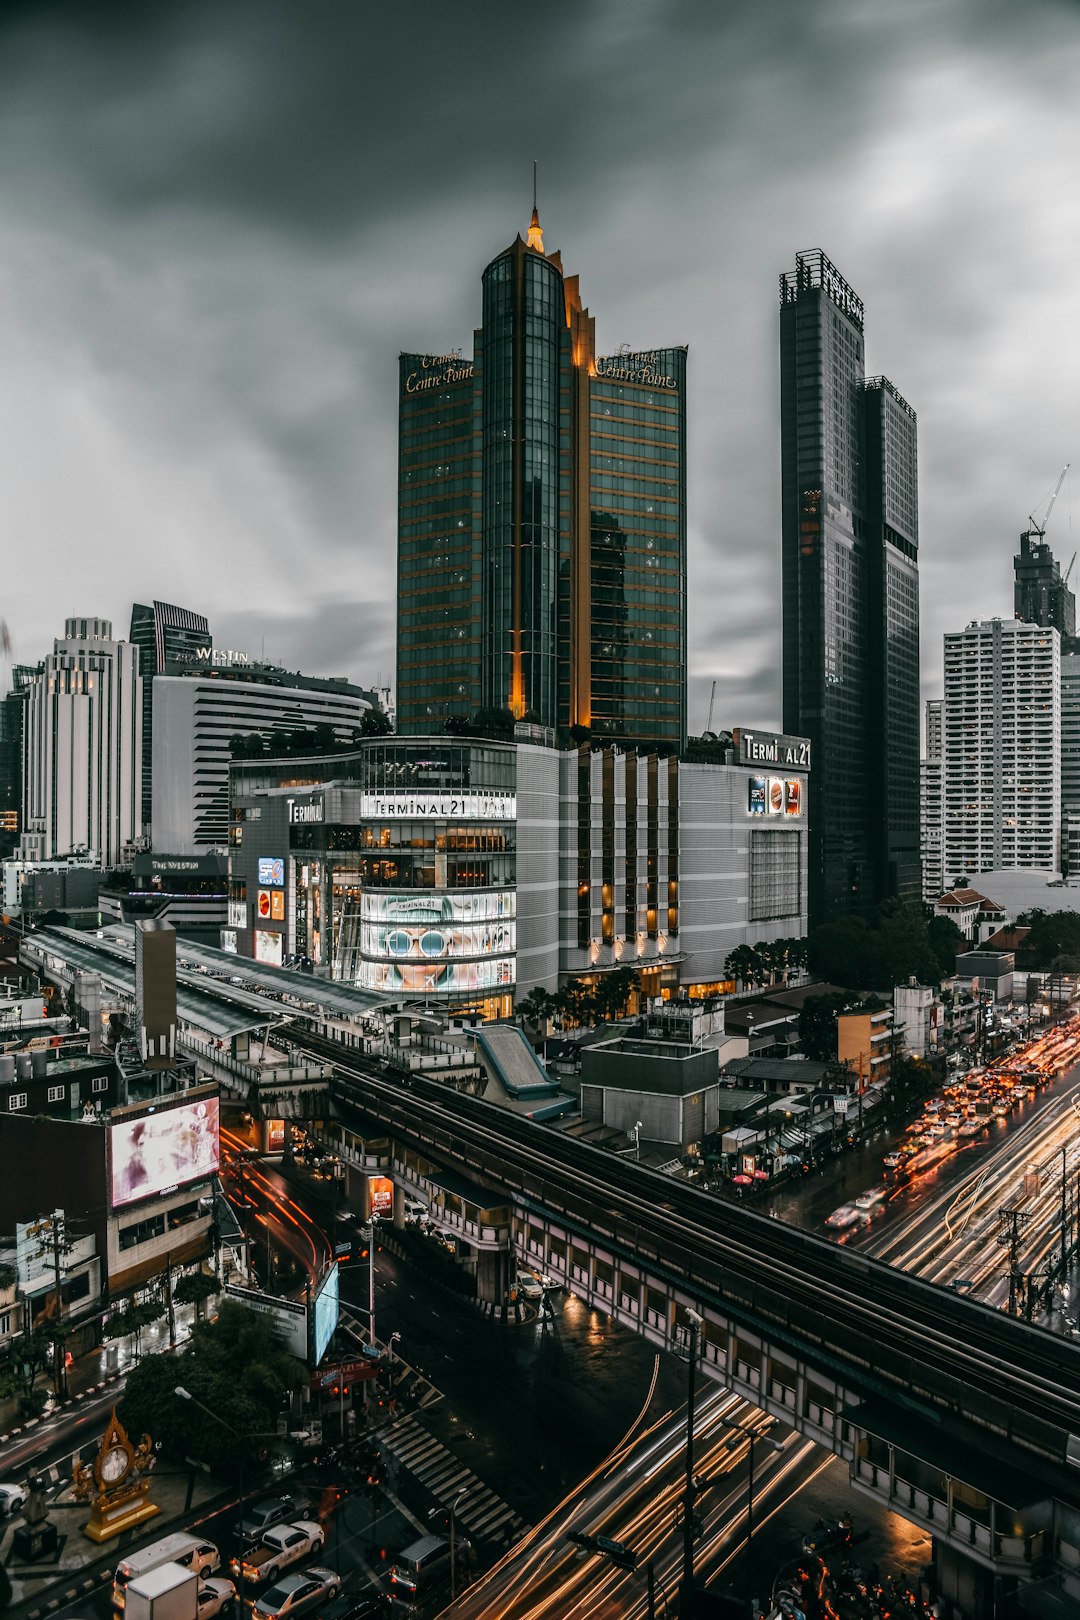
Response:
[175,1386,247,1611]
[388,1331,401,1364]
[719,1416,785,1565]
[633,1122,644,1162]
[679,1309,703,1619]
[429,1486,469,1597]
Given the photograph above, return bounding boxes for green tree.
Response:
[359,705,392,737]
[877,902,942,987]
[1018,909,1080,969]
[119,1303,305,1478]
[173,1270,219,1322]
[807,916,884,989]
[517,988,554,1028]
[927,914,966,979]
[798,991,860,1062]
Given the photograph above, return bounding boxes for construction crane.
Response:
[1026,462,1070,540]
[705,679,717,736]
[1065,552,1078,588]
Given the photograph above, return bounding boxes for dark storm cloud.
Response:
[1,0,1078,734]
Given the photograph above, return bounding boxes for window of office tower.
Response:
[589,350,687,745]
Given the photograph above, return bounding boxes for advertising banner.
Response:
[358,956,515,993]
[225,1282,308,1360]
[258,857,285,886]
[359,917,515,960]
[257,890,272,919]
[369,1175,393,1219]
[748,777,766,815]
[227,900,247,929]
[110,1096,220,1209]
[310,1262,340,1366]
[220,929,238,955]
[360,890,515,922]
[784,778,803,816]
[266,1119,285,1151]
[254,928,284,966]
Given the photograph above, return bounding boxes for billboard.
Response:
[733,728,812,772]
[258,857,285,886]
[369,1175,393,1219]
[310,1261,339,1366]
[220,929,238,954]
[357,892,516,993]
[361,891,515,922]
[358,956,515,993]
[110,1096,220,1209]
[254,928,284,966]
[748,777,801,818]
[257,890,285,921]
[227,900,247,929]
[224,1282,308,1359]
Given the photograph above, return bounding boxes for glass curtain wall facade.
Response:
[780,251,919,925]
[397,213,687,751]
[862,378,921,905]
[396,356,480,731]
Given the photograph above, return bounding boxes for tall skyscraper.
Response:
[0,665,36,860]
[397,207,687,748]
[780,250,920,925]
[130,601,211,832]
[1014,530,1075,640]
[921,698,944,902]
[20,618,142,868]
[942,618,1060,880]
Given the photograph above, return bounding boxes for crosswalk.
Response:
[379,1414,528,1546]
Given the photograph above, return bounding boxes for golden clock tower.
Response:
[72,1408,161,1542]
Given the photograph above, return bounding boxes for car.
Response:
[882,1151,905,1169]
[825,1204,860,1230]
[235,1497,312,1547]
[854,1186,887,1212]
[317,1592,390,1620]
[317,1595,391,1620]
[197,1579,238,1620]
[515,1270,544,1300]
[253,1569,340,1620]
[232,1521,325,1586]
[0,1483,27,1517]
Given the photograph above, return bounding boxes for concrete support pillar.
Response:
[934,1540,996,1619]
[475,1247,511,1307]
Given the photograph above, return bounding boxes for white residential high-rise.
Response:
[942,618,1060,883]
[920,698,944,902]
[1060,651,1080,878]
[19,618,142,868]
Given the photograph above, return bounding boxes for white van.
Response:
[114,1533,221,1608]
[403,1197,429,1223]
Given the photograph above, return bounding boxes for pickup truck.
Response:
[231,1522,324,1586]
[235,1496,312,1549]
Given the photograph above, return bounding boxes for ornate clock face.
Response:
[100,1445,129,1485]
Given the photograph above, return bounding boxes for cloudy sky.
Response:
[1,0,1078,734]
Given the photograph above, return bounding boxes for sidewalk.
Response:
[0,1301,205,1448]
[1,1455,226,1620]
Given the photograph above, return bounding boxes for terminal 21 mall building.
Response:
[225,731,809,1022]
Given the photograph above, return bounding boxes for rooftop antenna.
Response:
[533,158,537,215]
[526,161,544,254]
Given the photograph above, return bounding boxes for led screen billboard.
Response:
[110,1096,220,1209]
[748,777,801,817]
[310,1261,339,1366]
[254,928,284,966]
[360,891,515,922]
[258,857,285,886]
[358,956,515,993]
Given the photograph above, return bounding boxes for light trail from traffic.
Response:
[220,1123,330,1283]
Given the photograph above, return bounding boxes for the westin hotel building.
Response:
[396,206,687,750]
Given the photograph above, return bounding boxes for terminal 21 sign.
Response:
[733,728,811,772]
[359,791,516,821]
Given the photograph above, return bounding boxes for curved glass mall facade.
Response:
[229,740,522,1020]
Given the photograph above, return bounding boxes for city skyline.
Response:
[0,0,1077,733]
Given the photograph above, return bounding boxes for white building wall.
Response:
[152,675,370,853]
[943,618,1060,880]
[20,619,142,868]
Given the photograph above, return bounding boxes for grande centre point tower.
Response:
[396,205,687,747]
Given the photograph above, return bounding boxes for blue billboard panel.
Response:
[311,1261,339,1366]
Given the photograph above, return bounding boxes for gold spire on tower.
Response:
[526,159,544,253]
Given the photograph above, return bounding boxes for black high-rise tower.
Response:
[780,251,920,927]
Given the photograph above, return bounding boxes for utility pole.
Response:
[1061,1148,1070,1279]
[679,1309,702,1619]
[49,1212,68,1400]
[997,1206,1031,1317]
